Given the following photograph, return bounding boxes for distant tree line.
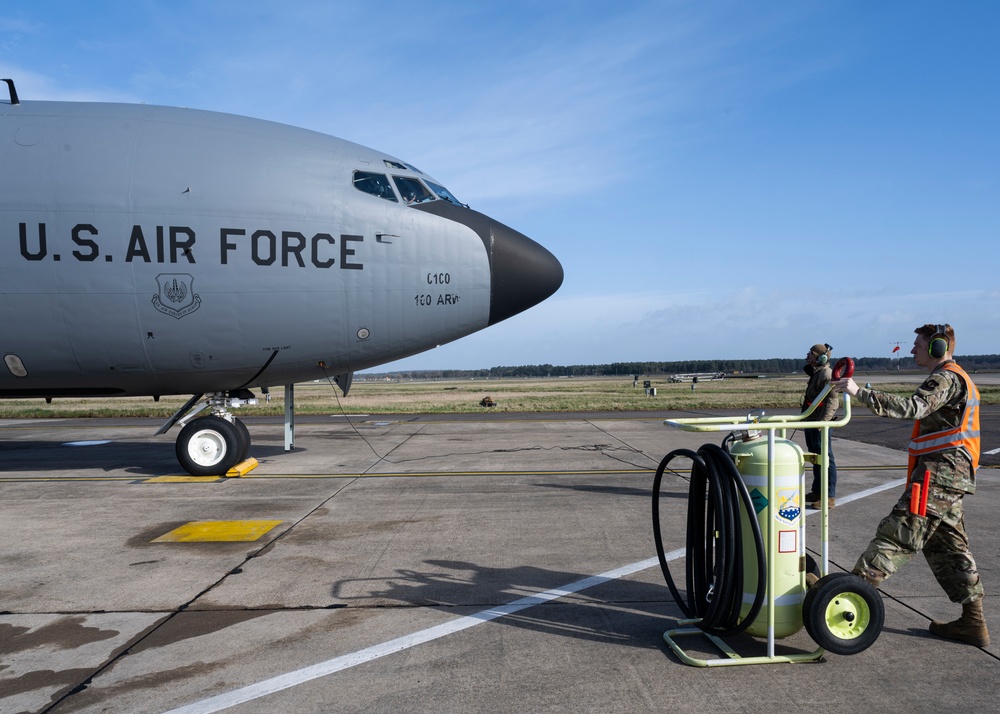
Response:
[362,354,1000,380]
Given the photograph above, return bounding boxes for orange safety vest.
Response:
[906,362,981,482]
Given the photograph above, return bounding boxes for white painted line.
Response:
[833,478,906,505]
[985,447,1000,455]
[163,553,677,714]
[165,479,907,714]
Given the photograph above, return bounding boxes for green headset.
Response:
[814,344,832,365]
[929,324,950,359]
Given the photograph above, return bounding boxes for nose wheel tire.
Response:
[176,415,244,476]
[232,417,251,462]
[803,573,884,655]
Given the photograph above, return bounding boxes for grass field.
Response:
[2,373,996,418]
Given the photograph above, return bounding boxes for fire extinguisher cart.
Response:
[652,361,885,666]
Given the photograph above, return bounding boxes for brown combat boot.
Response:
[929,599,990,647]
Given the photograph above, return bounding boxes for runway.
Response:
[2,405,999,713]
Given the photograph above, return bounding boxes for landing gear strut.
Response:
[161,391,256,476]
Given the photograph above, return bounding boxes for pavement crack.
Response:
[38,482,359,713]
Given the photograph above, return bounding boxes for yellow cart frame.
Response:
[659,385,851,666]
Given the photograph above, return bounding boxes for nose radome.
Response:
[411,202,563,325]
[485,219,563,325]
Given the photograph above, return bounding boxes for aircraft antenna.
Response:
[2,79,19,105]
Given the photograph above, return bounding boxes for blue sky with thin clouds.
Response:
[3,1,998,369]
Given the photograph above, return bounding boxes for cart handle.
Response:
[665,385,851,433]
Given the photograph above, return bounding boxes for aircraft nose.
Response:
[486,219,563,326]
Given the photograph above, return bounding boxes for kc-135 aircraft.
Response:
[0,79,563,475]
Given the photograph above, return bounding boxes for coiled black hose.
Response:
[652,443,766,636]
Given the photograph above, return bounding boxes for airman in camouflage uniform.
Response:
[836,324,988,647]
[802,343,840,508]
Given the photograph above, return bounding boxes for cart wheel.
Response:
[803,573,884,655]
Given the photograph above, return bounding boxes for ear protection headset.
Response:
[929,325,950,359]
[814,344,832,365]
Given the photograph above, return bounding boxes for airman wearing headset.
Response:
[835,323,988,647]
[802,343,840,509]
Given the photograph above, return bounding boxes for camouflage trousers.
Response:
[853,484,984,604]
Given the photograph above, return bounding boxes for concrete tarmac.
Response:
[2,404,999,713]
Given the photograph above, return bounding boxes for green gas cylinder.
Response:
[729,435,806,638]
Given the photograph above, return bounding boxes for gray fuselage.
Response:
[0,100,562,398]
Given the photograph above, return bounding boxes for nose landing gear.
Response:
[176,414,249,476]
[162,391,256,476]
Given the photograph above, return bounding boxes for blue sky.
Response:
[3,1,998,370]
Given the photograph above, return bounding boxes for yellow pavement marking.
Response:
[151,520,283,543]
[0,462,921,485]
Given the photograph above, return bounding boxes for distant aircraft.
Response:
[0,79,562,475]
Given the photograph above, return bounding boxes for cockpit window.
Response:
[425,180,464,206]
[392,176,434,205]
[353,171,398,202]
[384,159,424,174]
[355,169,463,208]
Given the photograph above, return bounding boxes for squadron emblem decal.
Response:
[775,488,801,526]
[152,273,202,318]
